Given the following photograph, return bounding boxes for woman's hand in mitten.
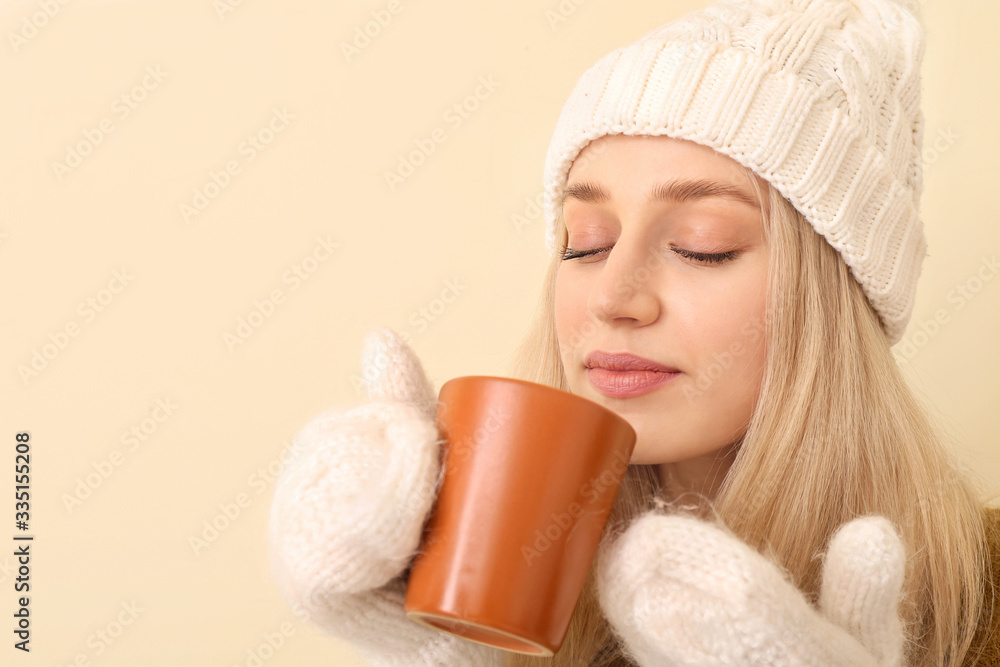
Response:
[268,327,503,667]
[596,511,907,667]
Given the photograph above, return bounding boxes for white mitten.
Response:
[268,327,503,667]
[596,511,907,667]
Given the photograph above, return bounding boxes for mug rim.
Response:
[438,375,636,441]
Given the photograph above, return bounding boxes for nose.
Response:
[587,237,661,326]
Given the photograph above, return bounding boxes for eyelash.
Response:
[560,244,740,264]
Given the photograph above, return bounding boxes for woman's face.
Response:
[554,134,769,468]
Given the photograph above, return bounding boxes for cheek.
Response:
[685,281,768,409]
[554,268,585,353]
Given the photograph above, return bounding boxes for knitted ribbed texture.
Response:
[268,328,503,667]
[595,512,906,667]
[542,0,927,344]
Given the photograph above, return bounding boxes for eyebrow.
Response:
[561,178,760,210]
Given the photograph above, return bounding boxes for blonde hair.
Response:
[498,176,994,667]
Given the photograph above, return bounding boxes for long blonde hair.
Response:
[498,177,994,667]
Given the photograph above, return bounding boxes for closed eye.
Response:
[560,244,740,264]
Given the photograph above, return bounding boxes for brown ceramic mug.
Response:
[403,375,637,656]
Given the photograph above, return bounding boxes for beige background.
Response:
[1,0,997,664]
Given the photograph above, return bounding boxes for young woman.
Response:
[269,0,1000,665]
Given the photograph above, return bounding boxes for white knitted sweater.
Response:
[268,329,908,667]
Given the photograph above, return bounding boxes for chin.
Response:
[628,436,721,466]
[629,443,677,466]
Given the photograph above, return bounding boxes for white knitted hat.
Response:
[542,0,927,344]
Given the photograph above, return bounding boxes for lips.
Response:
[584,351,679,373]
[585,351,680,398]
